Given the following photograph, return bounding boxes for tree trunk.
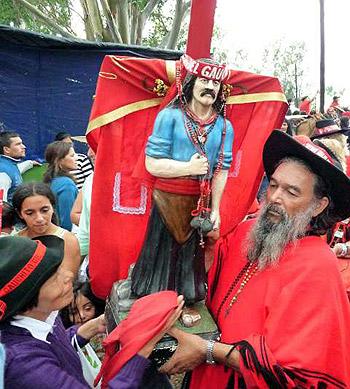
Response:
[85,0,104,41]
[166,0,190,50]
[80,0,94,40]
[319,0,325,113]
[115,0,130,44]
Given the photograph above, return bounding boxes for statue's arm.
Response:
[145,154,208,178]
[210,169,229,230]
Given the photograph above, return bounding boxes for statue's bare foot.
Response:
[180,306,201,328]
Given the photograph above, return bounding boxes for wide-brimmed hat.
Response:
[0,236,64,321]
[263,130,350,221]
[311,119,346,139]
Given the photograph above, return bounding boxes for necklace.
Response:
[216,262,258,319]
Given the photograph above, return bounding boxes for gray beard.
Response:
[246,202,317,269]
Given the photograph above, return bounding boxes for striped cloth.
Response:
[71,154,93,190]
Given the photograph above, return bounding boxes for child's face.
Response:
[69,292,96,325]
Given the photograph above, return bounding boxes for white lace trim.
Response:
[112,172,148,215]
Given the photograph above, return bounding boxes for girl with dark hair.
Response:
[61,281,106,360]
[44,141,78,231]
[12,182,80,275]
[61,281,105,328]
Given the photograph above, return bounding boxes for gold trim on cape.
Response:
[87,98,163,134]
[165,60,176,84]
[226,92,287,105]
[87,92,286,134]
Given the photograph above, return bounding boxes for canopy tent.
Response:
[0,25,181,160]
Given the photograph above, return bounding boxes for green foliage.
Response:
[262,40,306,101]
[0,0,71,35]
[142,0,170,47]
[142,0,188,50]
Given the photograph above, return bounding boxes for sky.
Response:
[215,0,350,105]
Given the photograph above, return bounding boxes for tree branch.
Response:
[99,0,122,42]
[13,0,77,38]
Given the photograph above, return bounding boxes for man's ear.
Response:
[3,145,10,155]
[312,196,329,217]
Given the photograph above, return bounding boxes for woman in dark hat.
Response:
[0,236,183,388]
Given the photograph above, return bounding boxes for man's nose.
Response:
[269,188,283,203]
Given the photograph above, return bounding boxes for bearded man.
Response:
[131,55,234,324]
[160,130,350,387]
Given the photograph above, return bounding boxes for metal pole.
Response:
[320,0,325,113]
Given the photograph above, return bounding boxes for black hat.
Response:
[55,132,72,141]
[311,119,346,139]
[0,236,64,321]
[263,130,350,222]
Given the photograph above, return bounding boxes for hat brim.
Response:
[71,135,87,143]
[263,130,350,221]
[311,128,347,139]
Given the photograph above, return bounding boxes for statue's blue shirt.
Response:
[146,107,234,177]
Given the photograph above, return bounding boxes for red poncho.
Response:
[190,220,350,388]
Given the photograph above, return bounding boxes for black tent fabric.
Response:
[0,25,182,159]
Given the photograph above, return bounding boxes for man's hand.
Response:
[188,153,209,175]
[159,327,207,375]
[32,160,42,166]
[138,295,184,358]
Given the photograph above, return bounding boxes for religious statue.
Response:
[131,54,234,326]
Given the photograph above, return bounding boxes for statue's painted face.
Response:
[191,77,221,108]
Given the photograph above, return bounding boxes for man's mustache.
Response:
[200,89,216,98]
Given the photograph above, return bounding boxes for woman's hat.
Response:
[0,236,64,321]
[263,130,350,222]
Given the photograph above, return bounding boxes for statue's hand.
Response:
[210,209,220,231]
[189,153,209,175]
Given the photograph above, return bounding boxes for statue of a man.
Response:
[131,55,234,325]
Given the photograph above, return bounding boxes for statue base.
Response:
[105,276,219,367]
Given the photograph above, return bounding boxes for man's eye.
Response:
[288,191,297,197]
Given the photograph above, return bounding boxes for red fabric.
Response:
[87,55,287,298]
[0,189,3,234]
[186,0,217,59]
[190,220,350,388]
[154,178,200,195]
[299,99,311,114]
[95,291,178,388]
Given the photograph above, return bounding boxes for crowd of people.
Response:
[1,54,350,389]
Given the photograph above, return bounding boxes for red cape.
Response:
[87,55,287,298]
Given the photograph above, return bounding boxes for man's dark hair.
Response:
[0,131,20,154]
[55,131,72,141]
